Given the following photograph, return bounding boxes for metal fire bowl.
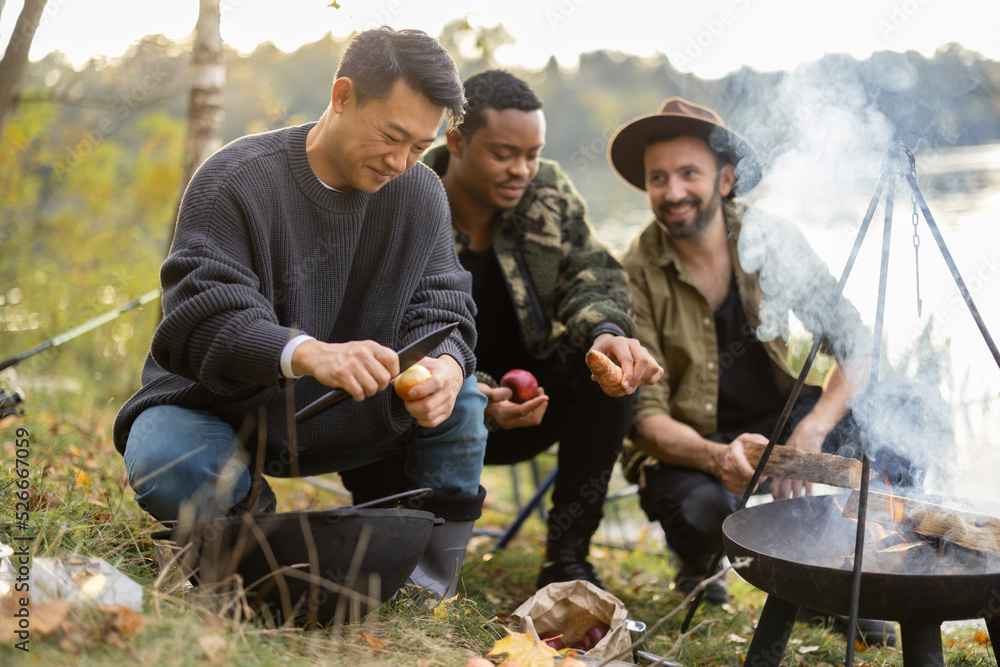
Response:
[152,507,438,626]
[722,494,1000,623]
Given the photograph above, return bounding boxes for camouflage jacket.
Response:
[423,145,638,383]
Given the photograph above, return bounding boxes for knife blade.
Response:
[295,321,459,423]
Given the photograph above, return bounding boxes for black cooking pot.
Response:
[152,498,439,627]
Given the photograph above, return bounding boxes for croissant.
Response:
[586,350,627,397]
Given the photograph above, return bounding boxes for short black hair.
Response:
[336,27,465,127]
[456,69,543,137]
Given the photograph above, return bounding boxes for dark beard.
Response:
[654,171,723,240]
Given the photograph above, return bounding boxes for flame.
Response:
[834,483,905,547]
[883,474,904,522]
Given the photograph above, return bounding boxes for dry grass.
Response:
[1,402,996,666]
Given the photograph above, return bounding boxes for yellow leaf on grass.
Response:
[432,595,460,621]
[974,629,991,645]
[486,629,559,667]
[357,631,386,652]
[73,467,91,488]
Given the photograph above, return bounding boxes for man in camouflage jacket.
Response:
[423,70,663,588]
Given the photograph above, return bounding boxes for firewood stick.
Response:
[742,441,866,488]
[843,490,1000,556]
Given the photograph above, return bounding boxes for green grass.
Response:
[1,401,996,666]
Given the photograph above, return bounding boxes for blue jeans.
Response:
[124,376,487,522]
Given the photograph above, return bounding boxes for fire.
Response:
[833,482,907,547]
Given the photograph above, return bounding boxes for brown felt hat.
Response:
[608,97,762,196]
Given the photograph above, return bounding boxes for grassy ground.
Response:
[1,403,996,666]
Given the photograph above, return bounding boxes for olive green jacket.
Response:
[618,202,869,481]
[423,145,638,383]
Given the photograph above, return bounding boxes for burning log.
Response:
[742,442,869,489]
[843,491,1000,557]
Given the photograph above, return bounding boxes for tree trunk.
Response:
[167,0,224,254]
[0,0,48,142]
[181,0,225,188]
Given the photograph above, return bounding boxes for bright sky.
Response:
[2,0,999,79]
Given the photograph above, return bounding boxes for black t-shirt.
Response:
[459,247,527,379]
[714,275,785,435]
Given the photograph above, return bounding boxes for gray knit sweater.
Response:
[113,123,477,457]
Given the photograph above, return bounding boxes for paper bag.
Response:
[510,579,634,663]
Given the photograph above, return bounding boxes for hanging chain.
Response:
[911,190,923,317]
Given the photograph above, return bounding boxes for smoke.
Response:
[729,55,980,500]
[740,54,901,227]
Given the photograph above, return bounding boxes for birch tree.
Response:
[0,0,48,142]
[181,0,225,188]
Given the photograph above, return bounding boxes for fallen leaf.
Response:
[798,645,820,654]
[487,629,559,667]
[728,633,747,643]
[855,640,868,652]
[947,637,959,648]
[73,467,92,488]
[974,629,991,645]
[199,633,228,661]
[104,605,143,635]
[31,600,71,636]
[29,489,62,510]
[357,631,386,653]
[432,595,460,622]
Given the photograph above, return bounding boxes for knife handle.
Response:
[295,388,351,423]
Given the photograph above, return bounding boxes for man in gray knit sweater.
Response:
[113,28,487,598]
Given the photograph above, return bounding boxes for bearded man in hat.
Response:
[611,99,914,646]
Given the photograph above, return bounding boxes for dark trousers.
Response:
[481,345,636,542]
[638,390,920,570]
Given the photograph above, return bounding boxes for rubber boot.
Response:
[407,520,476,599]
[537,530,603,590]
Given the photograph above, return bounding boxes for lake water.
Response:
[576,142,1000,502]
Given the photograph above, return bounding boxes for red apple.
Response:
[585,623,609,646]
[542,635,564,650]
[500,369,538,404]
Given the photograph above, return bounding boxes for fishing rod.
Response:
[0,288,161,373]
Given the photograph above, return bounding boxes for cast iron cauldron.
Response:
[152,500,439,627]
